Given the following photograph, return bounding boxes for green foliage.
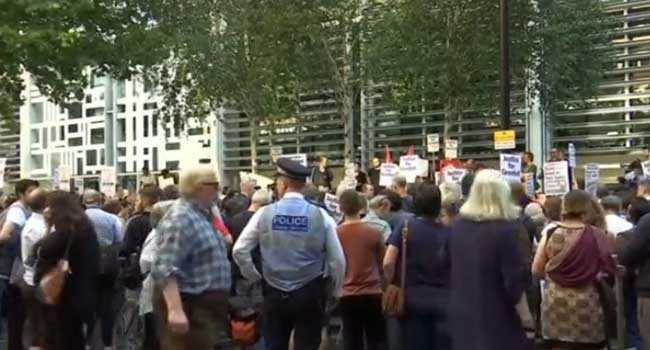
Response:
[534,0,612,112]
[363,0,608,121]
[0,0,170,123]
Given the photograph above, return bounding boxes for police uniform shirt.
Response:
[232,192,346,297]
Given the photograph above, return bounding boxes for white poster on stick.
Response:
[585,163,600,197]
[543,161,570,197]
[324,193,343,223]
[399,155,420,183]
[379,163,399,187]
[500,154,522,183]
[57,165,71,192]
[101,167,117,198]
[443,166,467,185]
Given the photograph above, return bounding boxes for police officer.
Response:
[233,158,346,350]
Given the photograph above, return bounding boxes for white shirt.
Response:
[21,213,47,286]
[233,192,346,297]
[605,214,633,237]
[6,204,28,227]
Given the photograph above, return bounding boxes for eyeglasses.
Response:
[201,182,220,189]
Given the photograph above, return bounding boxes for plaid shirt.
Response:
[151,198,231,294]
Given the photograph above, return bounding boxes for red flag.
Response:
[385,145,393,163]
[407,145,416,156]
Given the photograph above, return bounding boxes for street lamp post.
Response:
[500,0,511,130]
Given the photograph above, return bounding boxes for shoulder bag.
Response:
[39,233,74,305]
[382,220,408,318]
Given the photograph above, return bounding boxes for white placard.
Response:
[443,167,467,184]
[342,162,357,189]
[427,134,440,153]
[279,154,308,167]
[0,158,6,189]
[445,139,458,159]
[57,165,71,192]
[585,163,600,196]
[568,143,577,168]
[379,163,399,187]
[500,154,522,183]
[643,160,650,179]
[399,155,420,183]
[524,173,536,197]
[158,176,175,189]
[418,158,429,177]
[543,161,570,196]
[270,146,283,162]
[324,193,343,223]
[101,167,117,198]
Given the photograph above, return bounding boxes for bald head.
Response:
[26,188,48,213]
[83,189,102,205]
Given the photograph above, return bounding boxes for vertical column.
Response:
[19,73,33,178]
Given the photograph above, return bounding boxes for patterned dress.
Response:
[541,227,606,348]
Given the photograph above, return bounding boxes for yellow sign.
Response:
[494,130,516,150]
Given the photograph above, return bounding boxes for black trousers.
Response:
[88,278,122,347]
[263,278,325,350]
[339,294,386,350]
[6,283,25,350]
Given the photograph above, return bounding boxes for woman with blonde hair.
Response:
[450,169,531,350]
[532,190,615,349]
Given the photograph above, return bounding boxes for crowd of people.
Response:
[1,150,650,350]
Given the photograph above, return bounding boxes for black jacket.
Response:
[620,214,650,296]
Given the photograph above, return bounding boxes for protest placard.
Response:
[568,143,577,168]
[585,163,600,197]
[379,163,399,187]
[500,153,522,183]
[57,165,71,191]
[101,167,117,198]
[445,139,458,159]
[443,166,467,184]
[524,173,536,197]
[399,155,420,183]
[543,161,570,196]
[324,193,343,223]
[427,134,440,153]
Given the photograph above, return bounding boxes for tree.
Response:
[0,0,169,127]
[533,0,611,114]
[363,0,608,143]
[141,0,365,171]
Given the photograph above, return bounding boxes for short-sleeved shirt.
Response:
[337,222,384,297]
[151,198,231,294]
[6,205,28,227]
[388,217,451,309]
[21,213,47,286]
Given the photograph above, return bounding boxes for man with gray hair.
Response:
[83,188,124,350]
[363,195,393,242]
[84,189,124,246]
[151,165,231,350]
[225,189,271,307]
[222,177,257,219]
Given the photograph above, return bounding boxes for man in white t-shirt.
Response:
[602,195,633,237]
[0,179,39,347]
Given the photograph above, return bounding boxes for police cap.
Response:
[277,158,311,181]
